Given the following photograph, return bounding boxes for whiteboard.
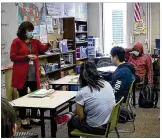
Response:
[1,3,18,67]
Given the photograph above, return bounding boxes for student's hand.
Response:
[28,54,37,60]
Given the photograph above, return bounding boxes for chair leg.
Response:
[128,103,135,121]
[115,105,135,133]
[115,127,120,138]
[132,85,136,107]
[127,107,135,132]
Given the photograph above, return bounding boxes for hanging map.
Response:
[18,3,44,25]
[134,19,146,35]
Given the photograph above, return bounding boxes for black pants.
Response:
[67,115,106,138]
[17,81,38,120]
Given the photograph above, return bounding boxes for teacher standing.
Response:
[10,21,51,129]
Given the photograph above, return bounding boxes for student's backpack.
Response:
[118,108,135,123]
[138,85,158,108]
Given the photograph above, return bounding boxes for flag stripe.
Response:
[134,3,141,22]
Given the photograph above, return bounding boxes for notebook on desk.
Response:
[29,89,55,98]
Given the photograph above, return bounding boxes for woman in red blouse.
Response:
[10,21,51,129]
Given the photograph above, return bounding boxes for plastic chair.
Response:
[119,80,135,133]
[71,97,124,138]
[13,132,38,138]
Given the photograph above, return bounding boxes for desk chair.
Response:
[70,97,124,138]
[119,80,135,133]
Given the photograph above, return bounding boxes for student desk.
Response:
[50,75,80,91]
[10,91,77,138]
[50,75,79,86]
[97,66,117,73]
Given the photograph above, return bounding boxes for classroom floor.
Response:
[16,106,160,138]
[16,92,160,138]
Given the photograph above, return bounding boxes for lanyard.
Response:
[26,42,32,54]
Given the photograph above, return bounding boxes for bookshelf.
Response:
[38,17,88,89]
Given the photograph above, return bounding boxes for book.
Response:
[29,89,55,98]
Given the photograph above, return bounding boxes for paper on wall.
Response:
[47,25,54,33]
[33,25,40,36]
[46,16,53,25]
[40,25,47,43]
[64,3,75,17]
[33,3,43,12]
[46,3,64,18]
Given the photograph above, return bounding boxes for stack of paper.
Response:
[29,89,55,97]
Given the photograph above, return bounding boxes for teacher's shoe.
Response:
[30,119,41,125]
[21,119,32,129]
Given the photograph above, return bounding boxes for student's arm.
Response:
[76,103,84,120]
[10,39,30,62]
[75,90,85,120]
[37,40,51,53]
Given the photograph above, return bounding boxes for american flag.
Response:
[134,3,141,22]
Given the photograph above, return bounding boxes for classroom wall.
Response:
[151,3,160,51]
[127,3,147,52]
[127,3,160,54]
[87,3,103,51]
[87,3,100,37]
[88,3,160,54]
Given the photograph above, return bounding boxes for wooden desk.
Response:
[10,91,77,138]
[50,75,79,86]
[97,66,117,73]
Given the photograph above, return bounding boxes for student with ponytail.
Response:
[55,62,116,137]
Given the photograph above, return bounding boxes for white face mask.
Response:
[130,51,139,57]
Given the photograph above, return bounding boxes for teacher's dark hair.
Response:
[79,61,104,92]
[1,97,17,138]
[17,21,34,40]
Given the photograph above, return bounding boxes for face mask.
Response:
[130,51,139,57]
[26,31,33,39]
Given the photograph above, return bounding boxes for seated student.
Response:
[1,97,17,138]
[110,46,135,102]
[128,42,153,85]
[56,62,116,137]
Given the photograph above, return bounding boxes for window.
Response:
[103,3,127,54]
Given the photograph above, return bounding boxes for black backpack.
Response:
[118,108,135,123]
[138,85,158,108]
